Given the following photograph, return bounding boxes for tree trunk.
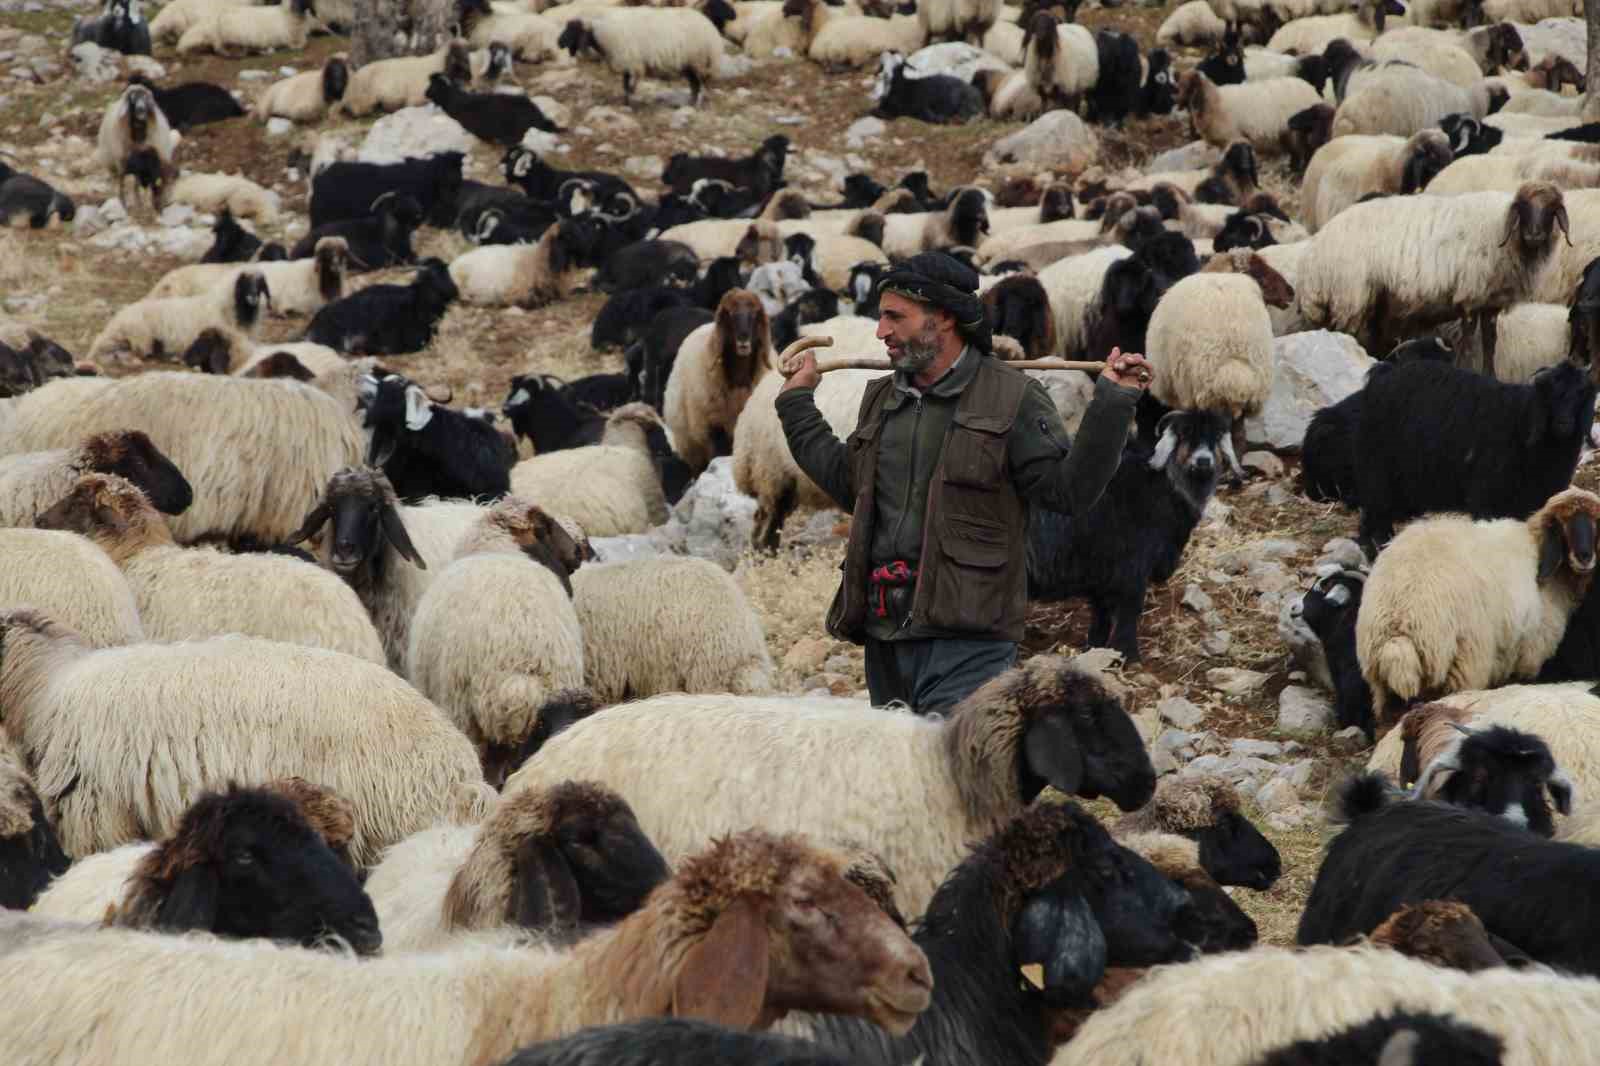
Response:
[350,0,452,67]
[1585,0,1600,120]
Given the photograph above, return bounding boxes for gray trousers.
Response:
[864,637,1019,714]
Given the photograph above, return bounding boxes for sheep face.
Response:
[181,327,238,375]
[1165,866,1257,953]
[1189,810,1281,891]
[1047,818,1195,972]
[1487,22,1527,71]
[1040,182,1074,223]
[556,19,595,58]
[322,57,349,104]
[0,761,69,912]
[1213,212,1272,252]
[1528,362,1598,454]
[544,784,671,926]
[1142,50,1177,115]
[244,351,315,382]
[1536,486,1600,582]
[315,238,348,301]
[1010,668,1157,811]
[125,788,380,953]
[1499,180,1570,259]
[1567,258,1600,369]
[233,271,270,330]
[1414,725,1572,837]
[982,276,1055,361]
[1439,114,1498,158]
[948,188,989,247]
[1402,133,1452,195]
[82,430,193,516]
[290,468,424,575]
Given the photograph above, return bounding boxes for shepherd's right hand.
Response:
[780,351,820,392]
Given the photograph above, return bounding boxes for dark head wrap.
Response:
[877,251,993,354]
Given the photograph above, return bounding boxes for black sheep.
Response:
[1251,1010,1505,1066]
[1353,359,1597,553]
[1087,30,1144,124]
[1439,112,1503,157]
[1566,255,1600,367]
[0,160,76,229]
[661,134,789,196]
[199,208,285,263]
[292,192,422,270]
[771,289,841,351]
[502,146,638,207]
[1139,48,1177,115]
[71,0,151,55]
[1296,773,1600,976]
[1087,231,1199,364]
[1404,723,1572,837]
[0,330,77,398]
[0,764,69,912]
[897,170,945,211]
[424,73,561,148]
[635,305,715,409]
[502,375,607,453]
[683,177,764,219]
[306,258,458,355]
[127,74,244,129]
[594,239,699,293]
[1288,569,1374,738]
[310,151,464,229]
[1323,37,1367,100]
[1027,410,1234,661]
[591,286,695,351]
[982,275,1056,360]
[361,374,513,503]
[871,52,984,124]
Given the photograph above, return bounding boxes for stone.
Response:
[1201,629,1232,657]
[1246,559,1297,596]
[845,115,885,148]
[623,154,662,178]
[1155,728,1198,756]
[97,196,126,224]
[1278,592,1334,691]
[1207,667,1267,698]
[360,106,475,163]
[1255,538,1306,560]
[1146,139,1220,174]
[70,202,101,236]
[1151,747,1179,775]
[1245,331,1373,451]
[520,128,560,156]
[1267,805,1313,830]
[1241,450,1284,479]
[983,109,1099,173]
[1158,696,1205,730]
[158,203,196,227]
[68,41,117,82]
[1181,584,1213,612]
[783,637,831,675]
[904,41,1010,83]
[1278,684,1335,733]
[1317,537,1366,572]
[655,456,757,570]
[237,68,274,81]
[1184,753,1280,790]
[583,105,640,135]
[265,117,294,137]
[1277,759,1316,790]
[1230,738,1283,759]
[1256,776,1299,813]
[1266,484,1294,506]
[1132,708,1162,746]
[590,532,668,563]
[531,95,570,129]
[1329,725,1370,756]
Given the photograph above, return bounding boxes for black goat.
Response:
[1403,720,1572,837]
[71,0,150,55]
[1139,48,1177,115]
[982,275,1056,360]
[361,374,513,503]
[454,181,553,242]
[503,146,637,206]
[501,1019,851,1066]
[592,286,695,351]
[1297,773,1600,976]
[634,305,715,409]
[425,73,560,148]
[783,232,823,288]
[847,260,890,317]
[1027,410,1235,661]
[871,51,983,124]
[1085,30,1144,124]
[1354,359,1597,553]
[771,289,841,352]
[200,208,285,263]
[306,258,458,355]
[1197,27,1244,86]
[292,192,422,270]
[0,757,69,911]
[310,151,464,229]
[127,74,244,129]
[1289,569,1373,738]
[1252,1010,1505,1066]
[563,373,634,412]
[594,239,699,294]
[1439,112,1503,157]
[662,134,789,196]
[0,160,76,229]
[1087,231,1200,363]
[503,375,607,453]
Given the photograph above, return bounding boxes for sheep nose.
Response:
[1193,455,1214,474]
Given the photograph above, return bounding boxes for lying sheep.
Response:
[508,404,669,537]
[1158,0,1227,46]
[0,158,76,229]
[1110,773,1281,890]
[663,288,773,475]
[160,172,280,225]
[365,781,669,952]
[36,473,386,665]
[405,500,587,784]
[878,187,989,258]
[1288,568,1375,737]
[1265,0,1405,53]
[0,736,68,911]
[31,783,379,952]
[1176,70,1322,154]
[449,219,589,309]
[572,556,775,703]
[1300,130,1454,232]
[340,42,474,117]
[306,259,458,355]
[1333,64,1509,138]
[176,0,316,56]
[505,655,1156,918]
[780,0,927,69]
[0,607,489,862]
[556,8,725,105]
[1357,487,1600,725]
[88,272,268,363]
[1397,710,1572,835]
[147,238,348,317]
[254,54,350,123]
[0,830,932,1065]
[0,429,189,529]
[458,0,562,60]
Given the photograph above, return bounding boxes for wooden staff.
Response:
[775,336,1148,383]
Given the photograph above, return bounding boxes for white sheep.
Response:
[0,529,143,648]
[1022,17,1098,110]
[1483,0,1581,20]
[658,218,785,265]
[1037,245,1134,358]
[148,0,253,43]
[1157,0,1227,46]
[915,0,998,42]
[1333,65,1507,137]
[663,288,774,476]
[160,172,282,225]
[1300,130,1454,232]
[1177,70,1323,154]
[981,18,1023,63]
[93,83,177,209]
[88,272,269,363]
[1266,0,1402,53]
[148,238,348,318]
[405,499,586,776]
[254,55,352,123]
[0,608,488,862]
[36,473,386,666]
[572,556,774,702]
[1485,302,1571,382]
[448,221,584,309]
[1425,142,1600,195]
[508,404,668,538]
[1255,240,1310,335]
[1357,488,1600,725]
[177,0,317,55]
[1297,181,1569,352]
[557,7,725,104]
[1371,31,1489,86]
[504,654,1152,918]
[785,0,927,69]
[976,68,1045,119]
[462,1,563,60]
[0,371,365,547]
[0,429,187,530]
[340,42,475,116]
[877,187,990,258]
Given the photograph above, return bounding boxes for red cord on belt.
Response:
[869,560,919,618]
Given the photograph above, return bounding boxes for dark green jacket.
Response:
[776,350,1139,641]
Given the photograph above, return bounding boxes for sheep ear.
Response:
[1023,714,1085,796]
[1548,768,1575,814]
[380,503,425,569]
[1538,520,1564,581]
[287,503,331,545]
[153,866,220,932]
[509,838,582,931]
[1376,1031,1422,1066]
[672,896,770,1028]
[1148,421,1179,471]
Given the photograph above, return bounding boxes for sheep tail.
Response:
[1197,358,1266,417]
[1372,636,1424,703]
[1332,771,1397,825]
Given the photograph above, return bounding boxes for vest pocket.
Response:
[925,512,1009,632]
[943,427,1007,488]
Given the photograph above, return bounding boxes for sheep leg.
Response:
[1227,420,1248,488]
[754,483,797,552]
[1086,599,1114,648]
[622,71,635,104]
[1105,585,1146,663]
[685,68,703,106]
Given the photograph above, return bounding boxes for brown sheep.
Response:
[1364,900,1515,971]
[663,288,775,475]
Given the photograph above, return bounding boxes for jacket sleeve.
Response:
[775,385,856,512]
[1009,374,1139,515]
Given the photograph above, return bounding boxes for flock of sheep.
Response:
[8,0,1600,1059]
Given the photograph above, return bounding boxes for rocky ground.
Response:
[9,0,1600,945]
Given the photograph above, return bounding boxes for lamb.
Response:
[35,473,386,665]
[310,151,465,230]
[365,781,670,952]
[504,655,1156,917]
[339,42,475,117]
[362,374,514,504]
[508,404,669,537]
[0,830,932,1066]
[0,159,76,229]
[0,737,67,911]
[572,556,774,702]
[1352,358,1595,552]
[88,271,268,363]
[1296,181,1568,354]
[871,50,983,124]
[30,784,381,952]
[0,607,488,862]
[1287,569,1375,737]
[0,429,189,529]
[307,259,458,355]
[425,73,560,148]
[1397,713,1573,836]
[663,288,773,475]
[1109,773,1281,890]
[405,500,587,783]
[1176,70,1323,154]
[158,171,281,225]
[556,8,725,106]
[0,528,144,650]
[93,83,176,209]
[1333,65,1509,138]
[294,193,422,272]
[198,208,285,264]
[254,55,350,123]
[449,219,589,309]
[147,238,347,318]
[1028,410,1236,661]
[1300,130,1455,232]
[1356,488,1600,726]
[176,0,316,55]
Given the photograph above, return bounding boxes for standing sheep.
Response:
[0,429,189,529]
[663,288,773,475]
[0,529,144,649]
[93,83,176,210]
[1332,64,1508,138]
[556,8,725,106]
[508,404,669,537]
[572,556,775,703]
[1300,130,1455,232]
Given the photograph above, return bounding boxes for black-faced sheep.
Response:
[0,160,76,229]
[0,428,190,528]
[176,0,316,55]
[871,51,984,124]
[94,82,177,210]
[1084,230,1200,362]
[306,259,458,355]
[981,274,1056,360]
[292,192,422,271]
[424,73,560,148]
[254,55,351,123]
[127,73,244,130]
[1111,773,1281,889]
[310,151,464,230]
[449,218,591,309]
[1288,569,1374,738]
[556,9,724,106]
[1176,69,1323,154]
[0,739,68,911]
[361,374,513,503]
[1027,410,1235,662]
[663,288,773,474]
[88,271,268,362]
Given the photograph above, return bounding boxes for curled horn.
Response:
[369,190,399,214]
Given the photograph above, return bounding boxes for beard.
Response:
[889,318,941,376]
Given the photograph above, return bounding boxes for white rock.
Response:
[1158,695,1205,730]
[1208,667,1268,698]
[983,109,1099,171]
[153,225,211,260]
[1246,559,1297,596]
[1245,330,1372,451]
[158,203,195,227]
[520,128,560,156]
[359,106,475,164]
[904,41,1009,83]
[265,117,294,138]
[845,116,885,148]
[1147,139,1220,173]
[1241,450,1284,479]
[1277,759,1316,790]
[97,196,127,224]
[1181,583,1213,612]
[68,41,117,82]
[1277,684,1335,733]
[1278,593,1333,691]
[1201,630,1232,656]
[583,105,639,135]
[623,154,662,178]
[1230,738,1283,759]
[531,95,569,129]
[1316,537,1366,572]
[1329,725,1369,755]
[590,532,670,562]
[237,68,274,82]
[1184,753,1280,790]
[70,203,102,236]
[1256,776,1299,814]
[655,457,757,570]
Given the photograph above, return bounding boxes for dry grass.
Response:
[736,543,867,691]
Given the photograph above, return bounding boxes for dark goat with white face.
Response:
[1408,723,1573,837]
[1288,568,1373,737]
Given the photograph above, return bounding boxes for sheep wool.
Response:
[508,406,667,538]
[564,8,724,100]
[88,273,269,363]
[1178,72,1323,154]
[572,557,774,702]
[254,56,351,123]
[162,173,280,225]
[449,224,581,309]
[147,238,349,317]
[662,289,774,475]
[1157,0,1227,46]
[0,529,143,649]
[1146,258,1280,421]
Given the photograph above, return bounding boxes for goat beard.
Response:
[889,319,940,376]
